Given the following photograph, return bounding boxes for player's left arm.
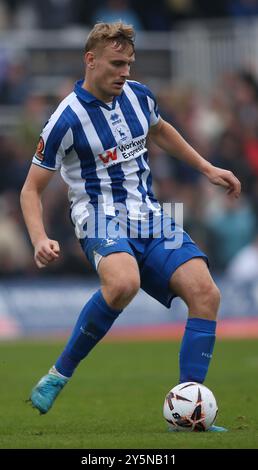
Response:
[149,118,241,198]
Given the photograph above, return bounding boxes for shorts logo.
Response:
[98,148,117,164]
[101,238,117,248]
[35,136,45,161]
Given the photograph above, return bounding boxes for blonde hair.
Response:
[85,22,135,53]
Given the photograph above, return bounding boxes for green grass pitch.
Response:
[0,339,257,449]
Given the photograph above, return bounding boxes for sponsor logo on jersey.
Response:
[98,137,146,167]
[98,148,118,164]
[119,137,146,159]
[35,136,45,161]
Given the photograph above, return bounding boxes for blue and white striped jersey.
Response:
[32,79,162,238]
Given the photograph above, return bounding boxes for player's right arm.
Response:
[20,165,60,269]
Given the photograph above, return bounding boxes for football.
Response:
[163,382,218,432]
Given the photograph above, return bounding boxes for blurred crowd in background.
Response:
[2,0,258,31]
[1,0,258,280]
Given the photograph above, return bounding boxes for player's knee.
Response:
[197,281,221,320]
[187,280,220,320]
[207,283,220,317]
[105,275,140,309]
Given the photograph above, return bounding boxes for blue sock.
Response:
[55,290,122,377]
[179,317,216,383]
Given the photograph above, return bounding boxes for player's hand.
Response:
[34,238,60,268]
[205,166,241,198]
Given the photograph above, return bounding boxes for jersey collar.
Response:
[74,79,97,103]
[74,79,121,110]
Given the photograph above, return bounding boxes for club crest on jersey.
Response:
[114,125,130,144]
[35,136,45,161]
[98,148,117,164]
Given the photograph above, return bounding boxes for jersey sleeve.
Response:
[143,85,160,127]
[127,80,161,127]
[32,113,72,171]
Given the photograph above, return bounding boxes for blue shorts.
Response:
[79,217,208,308]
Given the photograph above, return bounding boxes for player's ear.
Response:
[85,51,96,70]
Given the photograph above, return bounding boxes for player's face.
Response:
[87,42,135,102]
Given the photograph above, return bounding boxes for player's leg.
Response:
[168,258,220,384]
[141,226,219,385]
[30,251,140,414]
[54,252,140,376]
[140,230,219,384]
[168,260,227,432]
[100,252,141,310]
[139,231,225,431]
